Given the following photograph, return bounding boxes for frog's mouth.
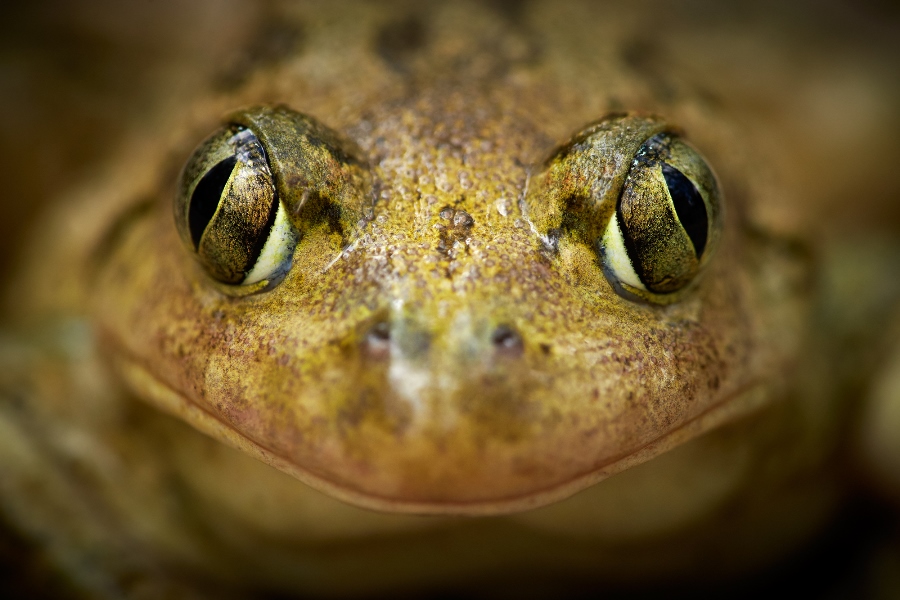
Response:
[112,351,770,515]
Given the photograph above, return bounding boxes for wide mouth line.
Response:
[105,328,768,515]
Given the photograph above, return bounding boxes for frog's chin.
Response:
[113,354,770,515]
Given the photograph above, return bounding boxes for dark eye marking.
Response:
[188,155,236,249]
[662,163,708,257]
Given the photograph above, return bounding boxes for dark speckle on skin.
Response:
[436,207,475,258]
[453,210,474,228]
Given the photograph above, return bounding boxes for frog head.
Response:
[92,27,810,515]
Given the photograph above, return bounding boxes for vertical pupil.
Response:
[661,163,708,257]
[189,155,237,248]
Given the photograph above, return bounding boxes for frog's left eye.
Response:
[175,106,372,288]
[600,132,721,300]
[176,126,298,285]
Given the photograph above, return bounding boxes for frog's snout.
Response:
[361,321,393,360]
[489,324,525,358]
[360,318,432,361]
[359,315,527,366]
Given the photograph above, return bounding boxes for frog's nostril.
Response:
[363,322,391,359]
[491,325,524,357]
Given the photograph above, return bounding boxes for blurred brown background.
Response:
[0,0,898,597]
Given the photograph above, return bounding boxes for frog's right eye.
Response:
[176,126,298,285]
[600,132,721,300]
[175,106,372,289]
[524,114,722,305]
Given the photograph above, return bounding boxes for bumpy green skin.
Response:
[1,1,897,596]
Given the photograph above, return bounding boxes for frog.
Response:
[1,0,899,597]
